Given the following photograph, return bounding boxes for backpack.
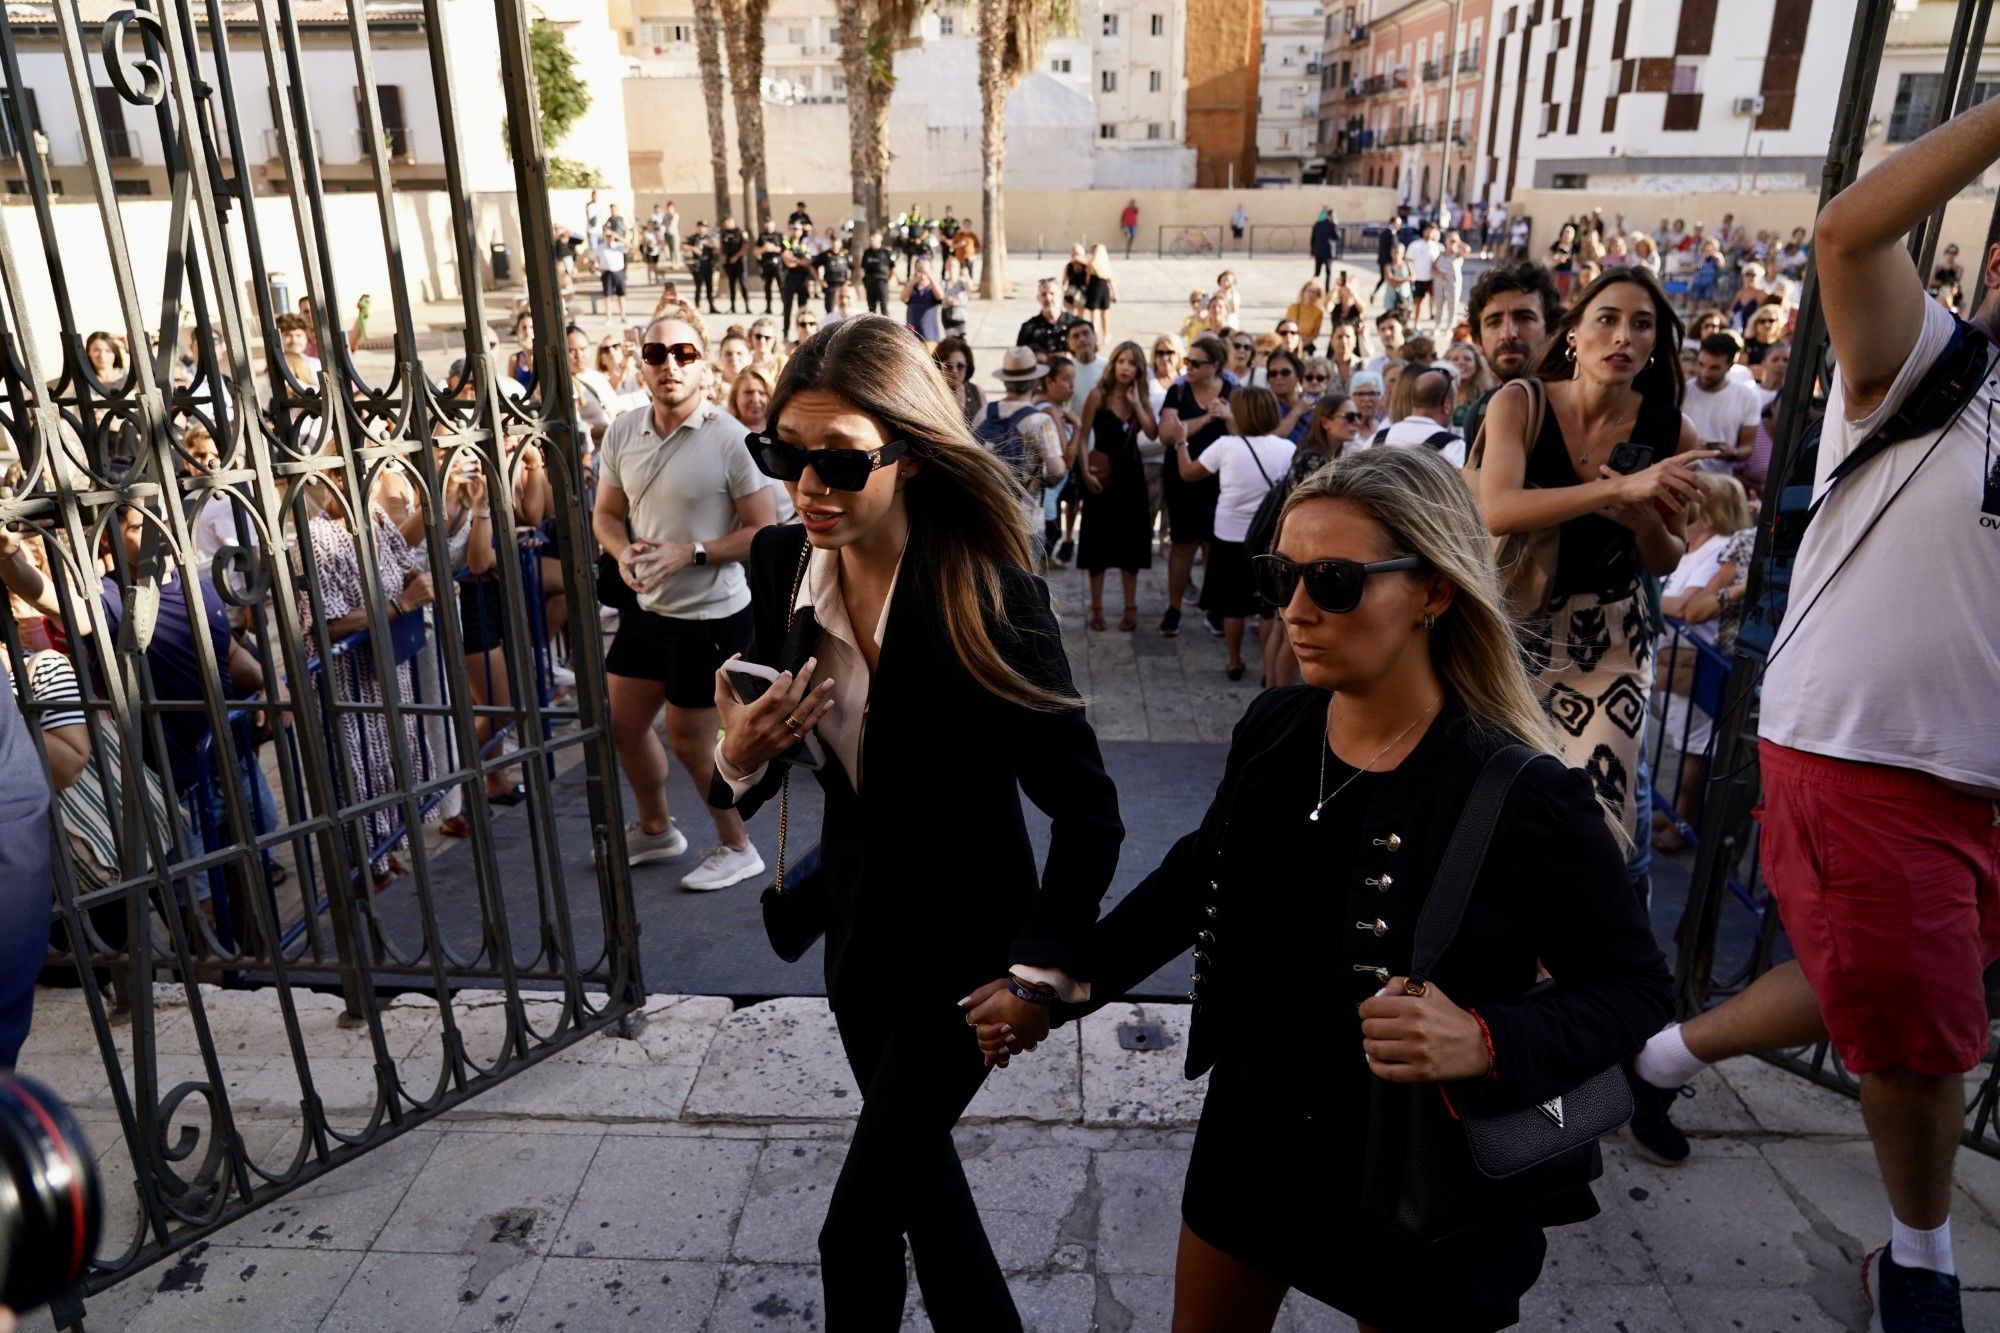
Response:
[1370,425,1459,451]
[974,402,1049,501]
[1737,315,1991,663]
[1235,436,1299,558]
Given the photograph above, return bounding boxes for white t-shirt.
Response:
[1199,433,1294,542]
[1372,415,1469,468]
[1070,357,1106,416]
[1681,377,1761,472]
[1661,533,1732,641]
[1406,238,1440,282]
[1760,297,2000,790]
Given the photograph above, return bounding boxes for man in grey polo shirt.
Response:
[594,304,777,890]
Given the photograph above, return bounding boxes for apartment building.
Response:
[1317,0,1492,211]
[1256,0,1325,183]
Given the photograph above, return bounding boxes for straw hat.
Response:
[993,346,1050,384]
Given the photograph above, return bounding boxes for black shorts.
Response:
[1412,279,1433,300]
[603,604,753,709]
[601,269,627,296]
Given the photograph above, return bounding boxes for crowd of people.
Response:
[6,126,1995,1331]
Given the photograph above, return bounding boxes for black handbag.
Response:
[758,540,829,962]
[1356,744,1634,1242]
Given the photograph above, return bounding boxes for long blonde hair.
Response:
[1088,243,1113,278]
[769,315,1077,711]
[1275,448,1561,756]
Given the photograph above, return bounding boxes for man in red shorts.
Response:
[1623,94,2000,1333]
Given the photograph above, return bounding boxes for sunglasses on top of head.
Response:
[641,341,702,367]
[746,431,910,491]
[1251,554,1425,613]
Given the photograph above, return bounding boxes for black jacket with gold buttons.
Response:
[1073,685,1673,1118]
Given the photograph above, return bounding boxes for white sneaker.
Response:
[627,820,688,865]
[680,842,766,892]
[548,662,577,688]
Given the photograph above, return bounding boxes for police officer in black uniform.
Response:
[779,223,816,335]
[718,214,750,314]
[787,200,814,229]
[815,233,853,313]
[860,230,896,316]
[756,216,785,314]
[686,221,717,312]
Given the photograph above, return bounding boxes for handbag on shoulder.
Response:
[1462,378,1559,621]
[1356,745,1634,1242]
[759,539,829,962]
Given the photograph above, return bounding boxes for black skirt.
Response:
[1182,1060,1549,1333]
[459,575,506,654]
[1196,538,1260,619]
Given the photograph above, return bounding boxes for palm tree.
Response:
[692,0,733,225]
[837,0,921,237]
[977,0,1072,299]
[720,0,772,228]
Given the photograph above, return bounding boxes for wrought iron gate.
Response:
[1672,0,2000,1158]
[0,0,643,1308]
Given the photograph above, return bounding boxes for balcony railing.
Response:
[1451,118,1473,145]
[1360,73,1387,96]
[1421,59,1443,82]
[354,125,416,162]
[261,126,325,160]
[1391,67,1409,89]
[1458,50,1481,74]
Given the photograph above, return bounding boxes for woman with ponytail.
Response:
[710,314,1123,1330]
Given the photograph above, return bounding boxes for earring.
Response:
[1421,611,1437,631]
[1564,339,1577,361]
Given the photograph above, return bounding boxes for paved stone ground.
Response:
[22,985,2000,1332]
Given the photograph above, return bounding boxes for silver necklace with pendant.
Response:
[1309,694,1439,822]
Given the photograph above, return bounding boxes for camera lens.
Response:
[0,1073,103,1312]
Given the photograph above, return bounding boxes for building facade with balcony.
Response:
[1861,0,2000,192]
[1317,0,1491,213]
[1255,0,1325,183]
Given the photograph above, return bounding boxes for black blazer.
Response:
[1075,685,1673,1118]
[709,523,1125,1009]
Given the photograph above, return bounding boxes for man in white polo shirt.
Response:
[594,302,777,890]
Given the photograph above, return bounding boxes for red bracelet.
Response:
[1469,1008,1498,1081]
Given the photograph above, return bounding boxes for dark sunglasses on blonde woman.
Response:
[1251,554,1424,613]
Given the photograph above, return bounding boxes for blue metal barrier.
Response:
[1648,620,1762,924]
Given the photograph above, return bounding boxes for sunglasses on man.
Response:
[641,341,702,367]
[1251,554,1424,613]
[747,431,909,491]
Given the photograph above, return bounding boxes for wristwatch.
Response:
[691,542,708,567]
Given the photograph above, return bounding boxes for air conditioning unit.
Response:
[1731,96,1765,116]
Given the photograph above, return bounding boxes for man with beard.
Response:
[1458,261,1563,445]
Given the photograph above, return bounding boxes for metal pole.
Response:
[1439,0,1463,221]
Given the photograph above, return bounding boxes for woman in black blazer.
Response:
[709,314,1123,1331]
[971,448,1672,1332]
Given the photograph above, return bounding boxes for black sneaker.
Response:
[1205,610,1226,637]
[1160,608,1182,638]
[1622,1062,1693,1166]
[1865,1245,1965,1332]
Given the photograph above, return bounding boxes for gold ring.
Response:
[1402,981,1429,998]
[783,715,805,735]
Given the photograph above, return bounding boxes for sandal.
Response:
[1088,609,1108,632]
[440,814,472,839]
[1119,608,1137,632]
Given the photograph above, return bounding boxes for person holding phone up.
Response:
[1472,266,1714,844]
[708,314,1122,1331]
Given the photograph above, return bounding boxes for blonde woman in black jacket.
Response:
[971,448,1671,1332]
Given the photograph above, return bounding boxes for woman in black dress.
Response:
[1077,340,1158,631]
[969,447,1673,1332]
[712,315,1123,1330]
[1156,333,1233,637]
[1063,244,1093,313]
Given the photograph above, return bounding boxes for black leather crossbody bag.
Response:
[1356,744,1633,1242]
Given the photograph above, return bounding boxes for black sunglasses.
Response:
[747,432,909,491]
[1185,355,1213,368]
[641,341,702,367]
[1251,554,1425,613]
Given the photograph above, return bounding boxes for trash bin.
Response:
[490,241,511,284]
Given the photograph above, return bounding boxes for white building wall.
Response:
[1257,0,1325,181]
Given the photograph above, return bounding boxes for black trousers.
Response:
[762,268,781,312]
[723,260,749,310]
[782,277,812,337]
[692,265,716,309]
[863,277,890,315]
[821,1001,1020,1332]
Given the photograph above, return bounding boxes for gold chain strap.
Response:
[771,536,813,896]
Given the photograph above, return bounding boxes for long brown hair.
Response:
[1526,265,1685,409]
[769,315,1077,712]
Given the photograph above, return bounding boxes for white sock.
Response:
[1890,1215,1956,1276]
[1635,1023,1708,1090]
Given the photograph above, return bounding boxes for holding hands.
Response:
[960,977,1056,1069]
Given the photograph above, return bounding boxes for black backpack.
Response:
[1244,445,1331,559]
[1738,315,1991,663]
[1370,425,1458,451]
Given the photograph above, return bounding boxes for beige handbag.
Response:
[1464,377,1559,621]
